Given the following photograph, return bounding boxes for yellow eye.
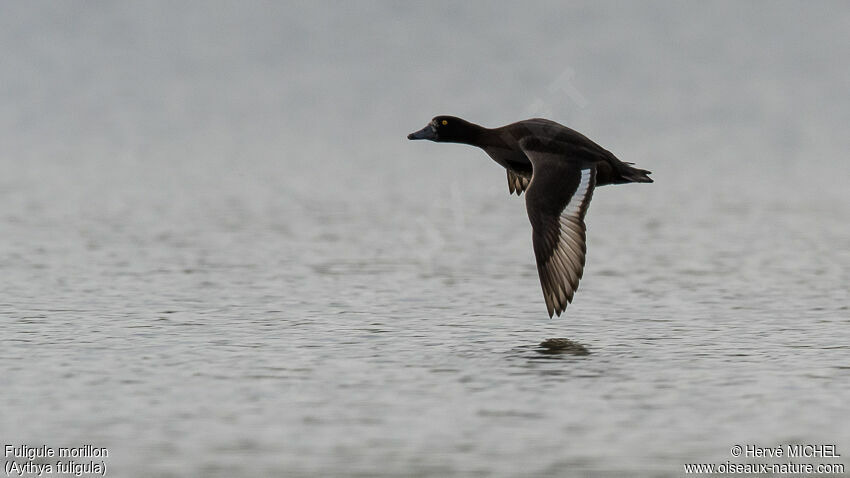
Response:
[441,120,448,125]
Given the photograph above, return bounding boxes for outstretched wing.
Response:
[507,170,531,195]
[521,142,596,317]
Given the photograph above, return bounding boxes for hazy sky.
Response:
[2,1,848,203]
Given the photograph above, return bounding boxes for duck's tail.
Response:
[618,162,653,183]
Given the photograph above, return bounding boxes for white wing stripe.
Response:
[562,169,592,217]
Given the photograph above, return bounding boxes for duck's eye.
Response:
[441,120,448,126]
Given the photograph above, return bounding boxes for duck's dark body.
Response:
[415,117,651,191]
[408,116,652,317]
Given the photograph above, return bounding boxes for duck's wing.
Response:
[507,170,531,196]
[520,139,596,317]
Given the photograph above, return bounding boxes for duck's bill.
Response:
[407,125,436,140]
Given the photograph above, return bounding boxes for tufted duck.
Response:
[408,116,652,317]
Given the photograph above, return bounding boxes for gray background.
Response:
[2,1,848,476]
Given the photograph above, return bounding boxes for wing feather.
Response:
[506,170,531,196]
[524,155,596,317]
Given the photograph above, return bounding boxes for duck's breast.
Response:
[482,146,533,177]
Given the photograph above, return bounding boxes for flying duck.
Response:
[408,116,652,317]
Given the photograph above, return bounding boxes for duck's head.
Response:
[408,116,478,143]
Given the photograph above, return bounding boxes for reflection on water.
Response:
[538,338,591,356]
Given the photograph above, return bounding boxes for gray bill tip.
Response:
[407,125,435,140]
